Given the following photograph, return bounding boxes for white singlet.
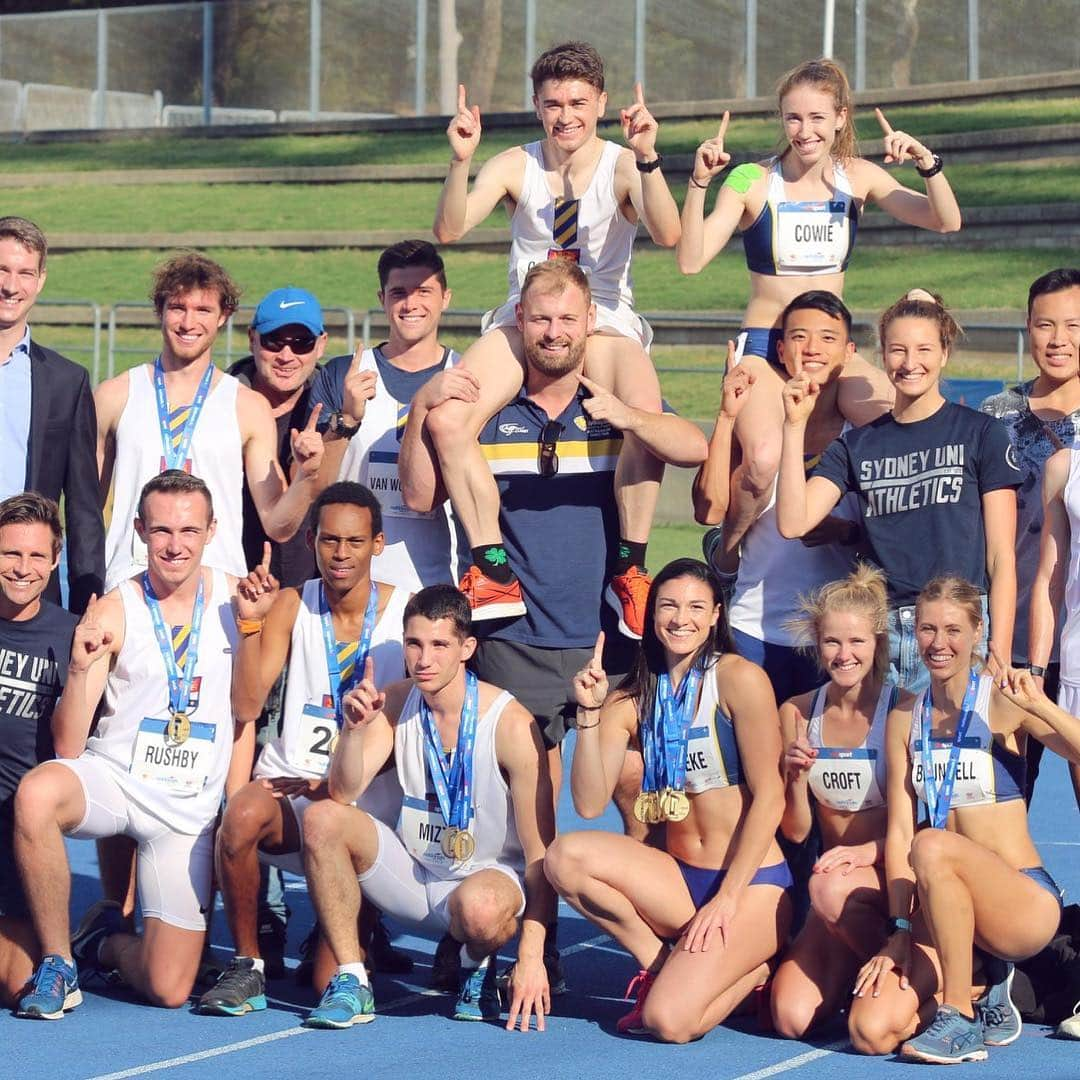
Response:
[81,569,238,834]
[729,432,859,646]
[104,365,246,590]
[1057,448,1080,687]
[255,578,407,785]
[483,140,650,347]
[335,347,458,591]
[807,682,893,813]
[684,661,742,794]
[395,684,525,881]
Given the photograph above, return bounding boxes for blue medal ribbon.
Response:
[143,573,205,715]
[641,667,703,793]
[919,668,980,830]
[319,582,379,728]
[420,670,479,831]
[154,357,214,472]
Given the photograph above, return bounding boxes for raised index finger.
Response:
[363,653,375,684]
[593,630,605,665]
[457,83,468,113]
[717,110,730,141]
[260,540,272,573]
[791,339,804,375]
[874,107,893,136]
[634,82,645,106]
[305,401,323,432]
[795,710,809,745]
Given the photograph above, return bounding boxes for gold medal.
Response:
[633,791,653,824]
[452,829,476,863]
[167,711,190,745]
[664,788,691,822]
[441,826,458,859]
[328,732,339,755]
[645,791,662,825]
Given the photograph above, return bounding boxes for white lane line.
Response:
[84,1027,312,1079]
[1038,841,1080,846]
[730,1039,849,1080]
[86,932,615,1077]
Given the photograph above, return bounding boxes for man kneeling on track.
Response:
[300,584,556,1031]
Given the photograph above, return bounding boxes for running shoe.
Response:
[17,955,82,1020]
[901,1004,988,1064]
[1057,1002,1080,1040]
[977,955,1021,1046]
[616,968,656,1034]
[459,565,526,621]
[605,566,651,640]
[544,944,567,997]
[453,962,500,1022]
[70,899,126,974]
[304,972,376,1029]
[368,912,413,975]
[431,932,461,992]
[197,957,268,1016]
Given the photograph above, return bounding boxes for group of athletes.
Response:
[0,38,1079,1067]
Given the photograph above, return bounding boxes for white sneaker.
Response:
[1056,1003,1080,1039]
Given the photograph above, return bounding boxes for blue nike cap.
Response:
[251,286,324,335]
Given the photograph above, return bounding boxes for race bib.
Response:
[776,201,850,270]
[911,739,994,809]
[684,712,741,793]
[809,748,882,813]
[294,697,338,775]
[367,450,435,521]
[400,793,472,873]
[130,717,214,796]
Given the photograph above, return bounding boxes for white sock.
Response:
[337,962,370,987]
[459,944,488,971]
[241,956,265,974]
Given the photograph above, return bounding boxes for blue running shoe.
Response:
[978,956,1021,1046]
[198,957,268,1016]
[901,1004,988,1064]
[304,973,375,1029]
[71,899,126,974]
[17,954,82,1020]
[453,962,500,1022]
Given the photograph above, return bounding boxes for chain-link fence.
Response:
[0,0,1077,132]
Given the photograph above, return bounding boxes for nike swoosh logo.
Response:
[279,300,305,309]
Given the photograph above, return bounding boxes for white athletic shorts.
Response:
[251,768,404,877]
[60,754,214,932]
[357,817,525,932]
[482,297,654,351]
[1058,678,1080,719]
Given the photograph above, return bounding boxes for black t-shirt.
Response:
[813,401,1021,605]
[228,355,318,589]
[0,599,77,807]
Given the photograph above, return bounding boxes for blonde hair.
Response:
[519,258,591,305]
[786,563,890,682]
[776,58,858,162]
[878,289,963,353]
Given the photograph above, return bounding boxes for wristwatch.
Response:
[328,411,361,438]
[636,154,664,174]
[1029,665,1047,678]
[916,152,944,179]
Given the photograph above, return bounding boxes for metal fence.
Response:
[1,0,1077,131]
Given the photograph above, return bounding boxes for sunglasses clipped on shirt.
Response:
[259,330,319,355]
[538,420,564,478]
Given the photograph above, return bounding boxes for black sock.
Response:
[471,545,514,584]
[613,539,647,575]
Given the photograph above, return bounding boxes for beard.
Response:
[523,333,587,377]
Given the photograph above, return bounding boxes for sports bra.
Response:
[741,158,858,277]
[807,682,895,813]
[683,661,742,794]
[909,672,1026,811]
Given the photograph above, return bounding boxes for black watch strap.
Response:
[916,152,944,179]
[636,154,664,174]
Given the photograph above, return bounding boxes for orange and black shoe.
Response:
[459,565,527,621]
[605,565,651,640]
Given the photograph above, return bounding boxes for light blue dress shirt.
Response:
[0,327,32,498]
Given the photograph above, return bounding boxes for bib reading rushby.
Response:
[807,683,894,813]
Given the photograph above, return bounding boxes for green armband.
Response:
[722,162,765,195]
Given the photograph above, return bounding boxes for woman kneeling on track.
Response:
[771,564,895,1037]
[544,558,790,1042]
[849,575,1080,1064]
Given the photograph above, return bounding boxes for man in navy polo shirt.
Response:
[400,258,705,987]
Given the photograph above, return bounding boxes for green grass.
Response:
[38,244,1074,314]
[6,159,1079,237]
[3,95,1079,173]
[650,523,709,564]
